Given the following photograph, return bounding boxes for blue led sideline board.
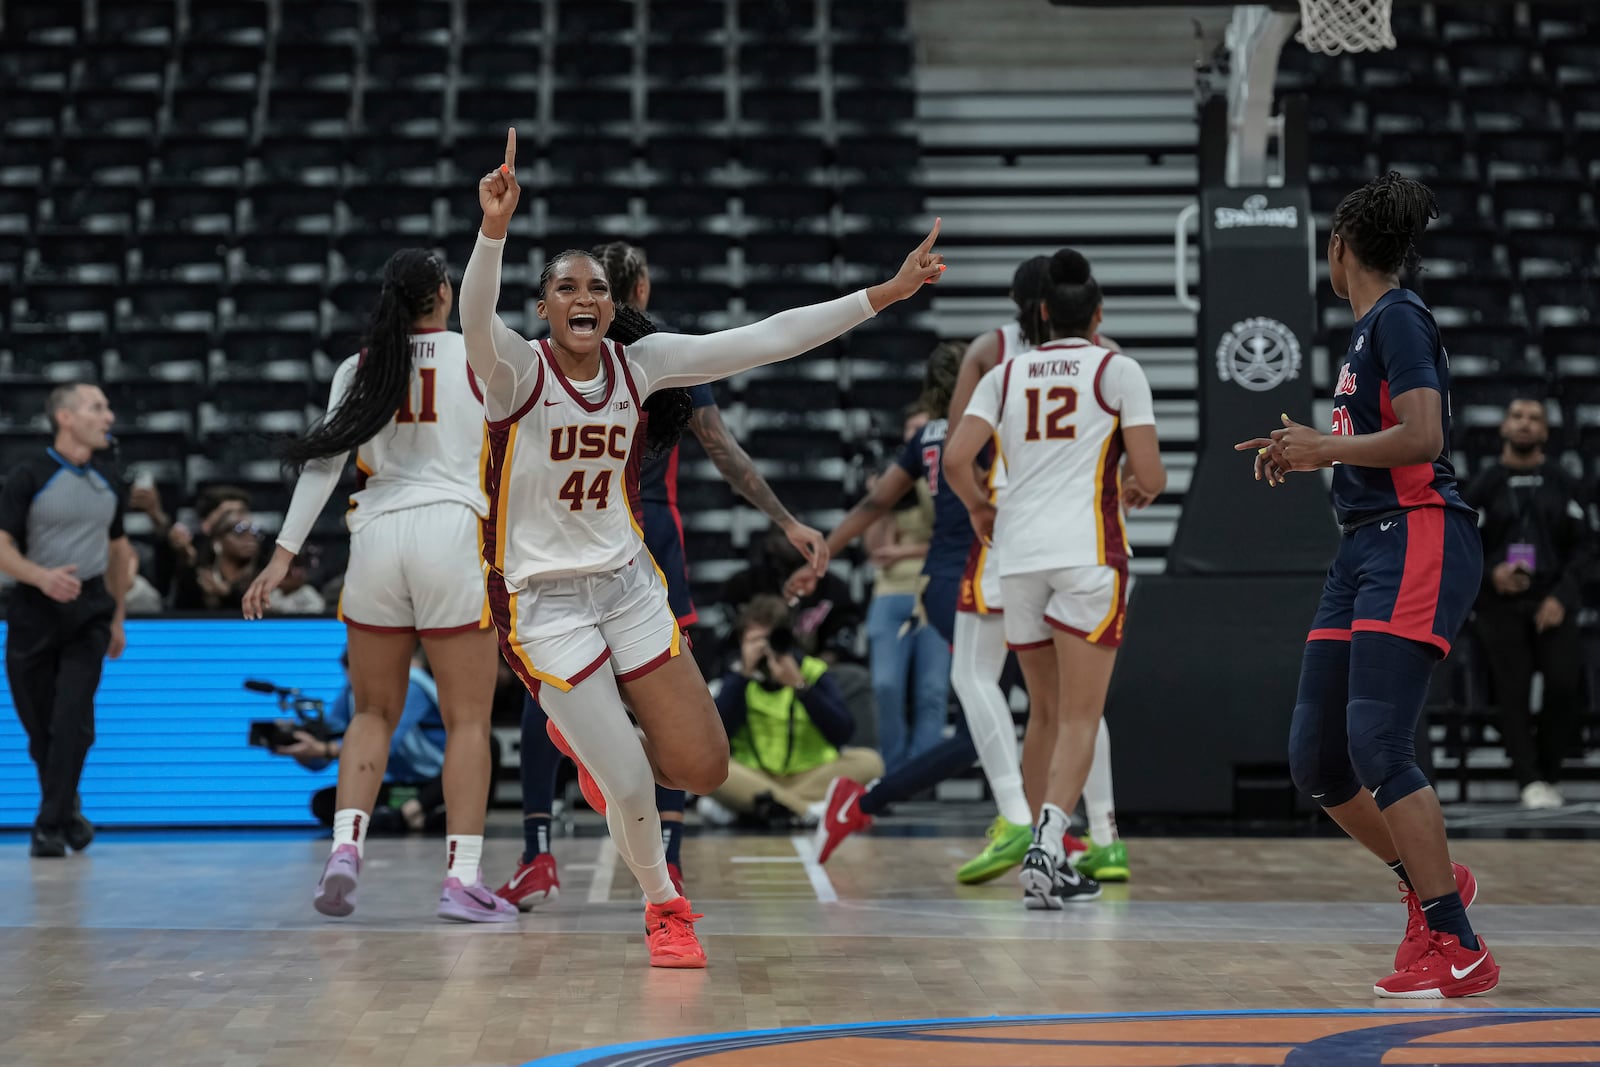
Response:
[0,619,349,828]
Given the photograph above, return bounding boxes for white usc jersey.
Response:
[336,331,490,535]
[482,338,649,587]
[965,337,1155,574]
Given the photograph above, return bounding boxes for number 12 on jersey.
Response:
[1024,387,1078,441]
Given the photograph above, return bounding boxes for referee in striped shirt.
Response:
[0,383,132,857]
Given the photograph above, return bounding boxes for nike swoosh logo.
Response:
[468,889,498,908]
[835,803,857,826]
[1451,951,1489,980]
[544,400,562,406]
[1380,521,1397,531]
[507,866,536,890]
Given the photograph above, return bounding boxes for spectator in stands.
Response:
[708,596,883,823]
[1462,398,1595,810]
[127,482,252,597]
[168,501,264,612]
[272,649,461,834]
[267,550,327,616]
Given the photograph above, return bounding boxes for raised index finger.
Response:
[916,216,942,253]
[504,127,516,171]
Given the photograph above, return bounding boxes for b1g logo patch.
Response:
[1216,316,1303,393]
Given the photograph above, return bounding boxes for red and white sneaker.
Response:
[497,853,560,911]
[645,896,706,968]
[1063,832,1089,865]
[547,722,607,815]
[667,861,684,897]
[1375,931,1498,999]
[813,777,871,865]
[1396,862,1477,970]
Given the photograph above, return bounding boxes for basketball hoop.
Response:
[1296,0,1397,55]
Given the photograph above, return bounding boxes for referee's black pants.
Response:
[5,578,113,830]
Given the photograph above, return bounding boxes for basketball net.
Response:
[1296,0,1396,54]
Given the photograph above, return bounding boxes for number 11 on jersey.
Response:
[397,368,438,424]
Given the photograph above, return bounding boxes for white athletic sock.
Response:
[447,834,484,882]
[952,612,1032,827]
[1035,802,1071,866]
[1085,718,1118,844]
[332,808,369,859]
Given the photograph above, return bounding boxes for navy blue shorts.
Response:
[923,572,961,647]
[1308,505,1482,657]
[640,502,697,626]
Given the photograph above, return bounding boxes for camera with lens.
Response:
[244,679,335,750]
[754,624,797,690]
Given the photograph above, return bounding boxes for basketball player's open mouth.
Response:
[570,314,598,334]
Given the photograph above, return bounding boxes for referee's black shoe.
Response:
[29,826,67,858]
[65,812,95,852]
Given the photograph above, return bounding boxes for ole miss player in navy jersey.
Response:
[1237,173,1495,998]
[498,241,830,912]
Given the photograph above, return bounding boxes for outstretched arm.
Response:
[630,220,947,394]
[690,404,828,572]
[460,128,542,421]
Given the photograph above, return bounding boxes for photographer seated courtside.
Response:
[708,595,884,824]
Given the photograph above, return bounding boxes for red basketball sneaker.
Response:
[813,777,871,865]
[1375,931,1498,999]
[1063,832,1089,865]
[1395,862,1477,970]
[667,861,684,897]
[546,721,606,815]
[645,896,706,968]
[497,853,560,911]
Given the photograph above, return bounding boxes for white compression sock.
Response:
[951,612,1031,827]
[332,808,369,859]
[1035,802,1071,866]
[1084,717,1118,844]
[447,835,484,881]
[539,670,677,905]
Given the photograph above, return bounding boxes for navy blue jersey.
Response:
[1329,289,1473,526]
[894,418,974,580]
[636,383,716,507]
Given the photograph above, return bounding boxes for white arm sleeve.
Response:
[1100,354,1156,428]
[460,230,541,421]
[275,357,358,556]
[963,365,1005,429]
[628,290,876,394]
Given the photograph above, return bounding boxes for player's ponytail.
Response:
[918,341,965,420]
[1332,171,1438,277]
[607,303,694,459]
[1010,255,1051,347]
[1042,248,1102,341]
[281,249,446,472]
[593,241,649,309]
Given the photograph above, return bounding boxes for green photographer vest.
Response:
[728,656,837,776]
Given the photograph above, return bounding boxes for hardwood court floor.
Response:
[0,823,1596,1067]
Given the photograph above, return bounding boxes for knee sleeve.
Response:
[1346,632,1436,810]
[1288,639,1360,807]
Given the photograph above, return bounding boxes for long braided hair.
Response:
[282,249,446,470]
[1010,255,1052,347]
[541,245,694,460]
[918,341,965,420]
[1331,171,1439,277]
[608,303,694,459]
